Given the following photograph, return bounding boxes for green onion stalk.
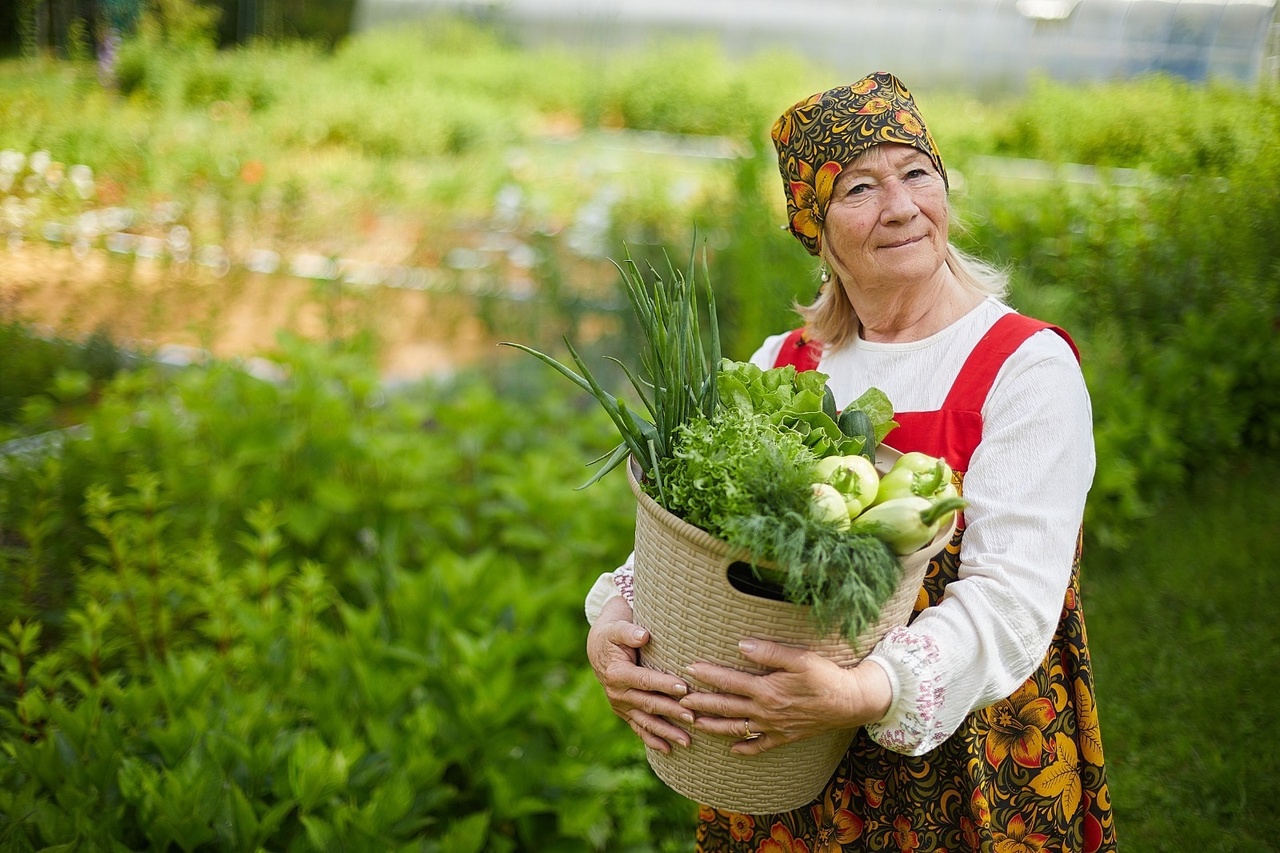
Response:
[500,244,721,503]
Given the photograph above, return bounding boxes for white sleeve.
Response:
[584,552,636,625]
[748,333,790,370]
[863,332,1095,754]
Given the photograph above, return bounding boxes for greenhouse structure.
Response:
[355,0,1280,90]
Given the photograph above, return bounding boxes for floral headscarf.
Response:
[771,71,947,256]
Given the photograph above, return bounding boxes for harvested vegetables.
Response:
[503,248,964,641]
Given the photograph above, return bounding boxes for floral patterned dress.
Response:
[695,314,1117,852]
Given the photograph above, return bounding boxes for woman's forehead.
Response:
[839,144,933,182]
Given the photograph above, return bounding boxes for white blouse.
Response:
[585,297,1095,755]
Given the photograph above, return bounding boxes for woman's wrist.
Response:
[844,658,894,727]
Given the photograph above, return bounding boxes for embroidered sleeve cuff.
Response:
[862,627,953,756]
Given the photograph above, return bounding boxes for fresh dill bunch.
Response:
[723,512,900,641]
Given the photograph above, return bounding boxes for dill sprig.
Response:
[722,512,899,641]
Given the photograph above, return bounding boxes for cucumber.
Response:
[837,407,876,463]
[822,384,838,422]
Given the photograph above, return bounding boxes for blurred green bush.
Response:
[0,337,694,850]
[0,321,131,439]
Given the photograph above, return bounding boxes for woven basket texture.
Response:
[626,446,952,814]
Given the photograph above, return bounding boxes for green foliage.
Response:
[1087,455,1280,848]
[505,248,721,492]
[3,33,1280,843]
[662,405,815,536]
[0,340,695,849]
[988,74,1280,177]
[701,135,819,360]
[661,402,901,643]
[0,321,130,437]
[955,93,1280,547]
[591,41,813,138]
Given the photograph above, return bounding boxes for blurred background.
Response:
[2,1,1279,850]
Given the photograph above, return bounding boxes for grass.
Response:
[1086,454,1280,850]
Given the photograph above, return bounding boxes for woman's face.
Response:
[822,143,949,295]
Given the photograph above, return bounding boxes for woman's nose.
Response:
[879,179,919,222]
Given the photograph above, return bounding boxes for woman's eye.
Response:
[848,183,870,195]
[905,168,928,180]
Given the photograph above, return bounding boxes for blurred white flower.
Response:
[246,248,280,274]
[167,225,191,251]
[69,164,95,200]
[76,211,102,239]
[136,236,165,259]
[290,252,337,280]
[0,150,24,174]
[29,151,51,177]
[100,207,134,232]
[196,245,231,277]
[2,196,25,228]
[106,232,137,254]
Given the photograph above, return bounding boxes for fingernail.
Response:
[739,640,757,653]
[685,665,698,677]
[672,682,688,696]
[632,627,647,641]
[680,711,694,724]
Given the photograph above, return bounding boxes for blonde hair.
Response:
[796,240,1009,350]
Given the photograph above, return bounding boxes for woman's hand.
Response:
[678,639,893,755]
[587,595,693,753]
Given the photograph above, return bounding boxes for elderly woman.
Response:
[585,71,1116,850]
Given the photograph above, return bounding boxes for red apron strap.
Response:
[941,313,1079,413]
[772,328,823,372]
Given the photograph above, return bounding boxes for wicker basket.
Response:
[626,445,953,815]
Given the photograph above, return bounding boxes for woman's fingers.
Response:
[585,606,694,751]
[736,638,812,671]
[626,709,692,752]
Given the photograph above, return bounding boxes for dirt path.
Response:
[1,242,501,382]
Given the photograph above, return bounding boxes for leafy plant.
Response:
[502,246,721,496]
[0,341,695,850]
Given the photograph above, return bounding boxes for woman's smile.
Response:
[880,235,926,250]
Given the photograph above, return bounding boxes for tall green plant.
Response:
[502,246,721,499]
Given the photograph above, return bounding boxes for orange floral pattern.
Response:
[786,161,842,252]
[809,782,863,851]
[993,814,1051,853]
[983,682,1058,769]
[759,822,811,853]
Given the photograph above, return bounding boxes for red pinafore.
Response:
[695,314,1117,852]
